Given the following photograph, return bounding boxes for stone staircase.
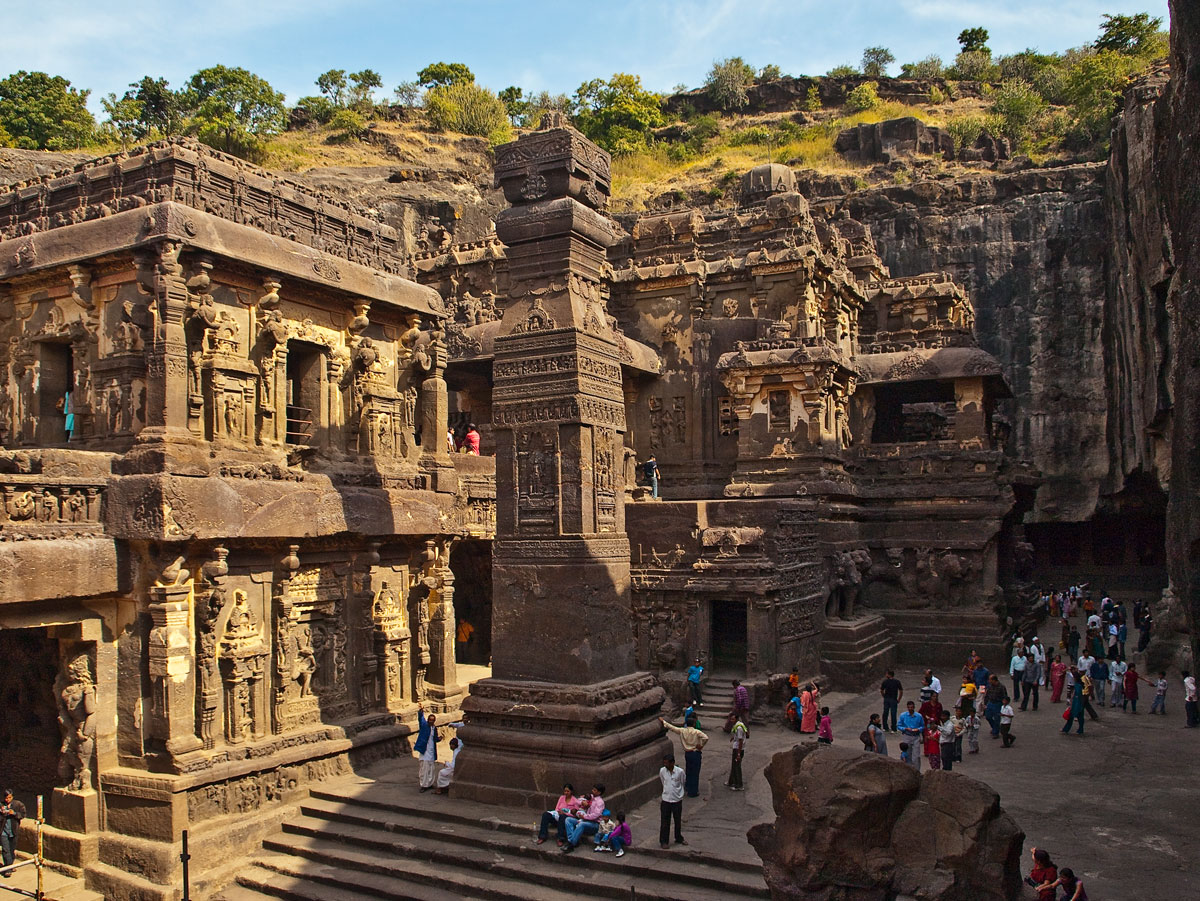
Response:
[819,614,897,691]
[698,674,737,715]
[878,608,1008,670]
[215,784,769,901]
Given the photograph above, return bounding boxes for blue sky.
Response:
[2,0,1172,113]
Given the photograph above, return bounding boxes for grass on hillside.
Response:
[610,100,961,209]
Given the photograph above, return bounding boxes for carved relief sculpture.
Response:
[55,646,96,792]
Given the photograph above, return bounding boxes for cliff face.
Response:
[1161,0,1200,667]
[836,165,1110,522]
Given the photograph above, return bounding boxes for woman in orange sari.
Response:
[800,683,820,733]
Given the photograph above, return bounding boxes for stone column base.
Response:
[453,672,671,812]
[818,614,897,691]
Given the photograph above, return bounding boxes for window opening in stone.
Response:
[768,390,791,432]
[285,342,322,445]
[37,342,73,445]
[719,396,739,437]
[711,599,747,672]
[870,380,955,443]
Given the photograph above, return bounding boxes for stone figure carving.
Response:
[223,392,242,437]
[55,648,96,791]
[292,626,316,697]
[722,297,739,318]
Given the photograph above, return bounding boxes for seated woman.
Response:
[534,783,577,846]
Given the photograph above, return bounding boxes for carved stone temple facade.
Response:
[0,140,493,899]
[420,146,1032,694]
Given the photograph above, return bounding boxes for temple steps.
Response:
[878,608,1008,669]
[216,787,769,901]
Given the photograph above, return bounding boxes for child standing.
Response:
[817,707,833,745]
[1149,670,1168,715]
[999,697,1016,747]
[962,705,981,754]
[923,722,942,770]
[899,742,912,766]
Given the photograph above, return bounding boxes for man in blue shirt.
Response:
[686,657,704,706]
[896,701,925,772]
[642,455,660,499]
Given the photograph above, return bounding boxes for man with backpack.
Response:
[0,789,25,878]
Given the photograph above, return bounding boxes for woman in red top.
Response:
[1123,662,1141,712]
[1049,655,1068,702]
[922,723,942,769]
[1026,847,1058,901]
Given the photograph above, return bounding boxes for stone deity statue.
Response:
[55,649,97,791]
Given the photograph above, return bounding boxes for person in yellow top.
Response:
[959,668,978,707]
[659,714,708,798]
[456,618,474,660]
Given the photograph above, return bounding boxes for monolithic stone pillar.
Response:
[455,119,669,810]
[147,577,202,755]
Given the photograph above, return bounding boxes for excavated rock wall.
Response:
[1161,0,1200,669]
[833,165,1110,523]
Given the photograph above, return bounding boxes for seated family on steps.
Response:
[534,784,632,857]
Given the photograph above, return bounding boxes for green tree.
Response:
[100,93,143,148]
[953,50,997,81]
[424,81,509,143]
[958,27,991,53]
[316,69,348,106]
[292,95,336,125]
[417,62,474,88]
[989,78,1045,145]
[328,107,366,142]
[129,76,183,136]
[845,81,881,113]
[1063,49,1141,144]
[1095,12,1164,56]
[759,64,783,82]
[945,114,988,151]
[498,86,527,125]
[804,85,822,111]
[705,57,756,111]
[861,46,895,78]
[522,90,571,128]
[0,71,95,150]
[393,82,422,108]
[182,65,285,160]
[827,64,859,77]
[573,73,665,155]
[348,69,383,110]
[901,55,944,79]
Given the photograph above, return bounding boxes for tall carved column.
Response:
[147,560,202,755]
[419,329,458,493]
[455,119,669,809]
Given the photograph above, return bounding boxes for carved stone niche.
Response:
[372,580,411,712]
[148,556,202,755]
[218,590,268,744]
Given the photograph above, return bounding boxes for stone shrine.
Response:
[0,139,492,899]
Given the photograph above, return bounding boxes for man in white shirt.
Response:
[1008,651,1026,701]
[1077,651,1096,675]
[1184,671,1198,727]
[1110,657,1128,707]
[999,697,1016,747]
[923,669,942,696]
[1029,637,1047,684]
[658,755,687,849]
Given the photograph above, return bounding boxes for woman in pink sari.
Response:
[800,683,820,733]
[1049,655,1067,703]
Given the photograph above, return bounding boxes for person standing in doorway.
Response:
[726,713,748,790]
[414,704,441,791]
[0,790,25,879]
[642,454,660,499]
[658,755,687,849]
[660,714,709,798]
[462,423,481,455]
[686,657,704,706]
[880,670,903,732]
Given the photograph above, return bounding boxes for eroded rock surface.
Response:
[749,744,1023,901]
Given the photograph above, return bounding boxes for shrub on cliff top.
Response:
[989,79,1045,146]
[424,81,510,144]
[705,57,756,111]
[844,81,881,113]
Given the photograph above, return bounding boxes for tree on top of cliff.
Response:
[316,69,348,106]
[862,47,895,78]
[418,63,475,89]
[958,27,991,53]
[0,71,95,150]
[181,65,285,161]
[573,74,665,155]
[1095,13,1165,56]
[705,57,756,111]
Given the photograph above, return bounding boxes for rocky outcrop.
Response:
[748,744,1024,901]
[831,164,1109,522]
[1161,0,1200,669]
[834,118,1010,165]
[664,76,987,117]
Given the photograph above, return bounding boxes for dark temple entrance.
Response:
[0,629,62,805]
[710,600,747,671]
[450,540,492,665]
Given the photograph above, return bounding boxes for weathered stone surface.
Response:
[1161,0,1200,669]
[749,744,1023,901]
[834,117,954,164]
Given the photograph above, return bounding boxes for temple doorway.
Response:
[450,540,492,665]
[0,629,62,806]
[710,600,747,671]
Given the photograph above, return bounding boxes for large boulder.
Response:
[749,746,1024,901]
